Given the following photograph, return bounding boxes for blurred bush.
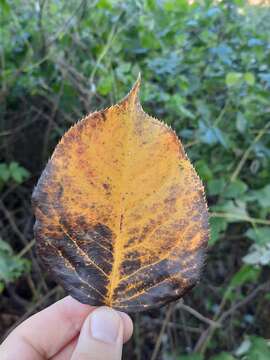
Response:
[0,0,270,359]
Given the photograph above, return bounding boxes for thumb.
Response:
[71,306,125,360]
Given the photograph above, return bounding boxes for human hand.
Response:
[0,296,133,360]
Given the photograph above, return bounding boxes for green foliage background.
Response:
[0,0,270,359]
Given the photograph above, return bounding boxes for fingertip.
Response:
[71,306,125,359]
[53,298,133,344]
[118,311,133,343]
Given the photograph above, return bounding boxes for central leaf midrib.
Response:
[107,105,135,306]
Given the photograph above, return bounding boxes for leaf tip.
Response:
[129,72,141,101]
[120,73,141,108]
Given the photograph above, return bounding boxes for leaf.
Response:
[195,160,213,182]
[0,0,10,14]
[243,244,270,266]
[246,336,270,360]
[32,77,209,311]
[9,162,30,183]
[209,217,227,246]
[197,123,229,149]
[251,185,270,209]
[248,38,263,47]
[0,163,10,182]
[224,265,260,301]
[212,127,230,149]
[236,112,247,134]
[235,337,252,356]
[224,180,247,199]
[244,72,255,86]
[259,73,270,88]
[0,238,30,287]
[208,178,226,196]
[226,72,242,87]
[214,200,249,223]
[229,265,260,288]
[246,227,270,246]
[97,75,114,96]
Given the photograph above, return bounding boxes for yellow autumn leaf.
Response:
[32,76,209,312]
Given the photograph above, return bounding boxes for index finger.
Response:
[0,296,94,360]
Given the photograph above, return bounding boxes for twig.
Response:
[219,282,269,323]
[185,139,200,148]
[0,200,28,246]
[37,0,47,57]
[47,0,89,47]
[17,239,35,258]
[152,320,202,333]
[210,211,270,226]
[150,304,174,360]
[194,282,269,354]
[230,121,270,182]
[213,99,229,127]
[179,307,192,350]
[88,23,118,87]
[179,302,220,328]
[42,80,64,161]
[0,108,43,137]
[0,198,49,294]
